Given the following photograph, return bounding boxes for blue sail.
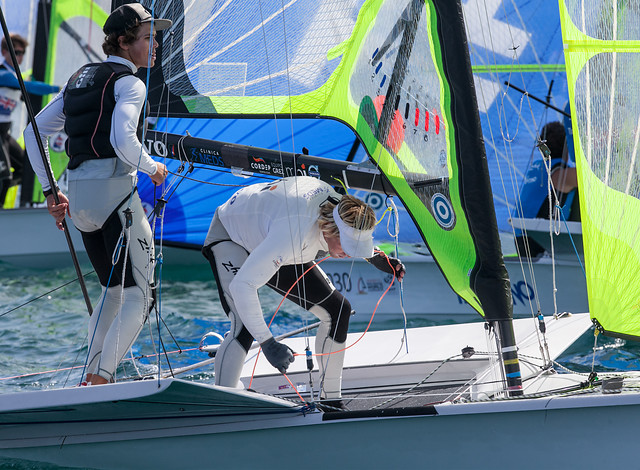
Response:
[138,117,423,248]
[137,1,567,250]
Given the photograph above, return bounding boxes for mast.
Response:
[431,0,522,395]
[367,0,523,395]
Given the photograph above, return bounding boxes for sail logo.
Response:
[364,193,384,210]
[144,139,168,158]
[308,165,320,178]
[284,164,314,178]
[50,132,67,153]
[431,193,455,229]
[191,148,224,167]
[457,280,535,307]
[250,157,271,172]
[271,161,284,176]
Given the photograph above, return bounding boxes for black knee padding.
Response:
[321,290,352,343]
[237,326,254,352]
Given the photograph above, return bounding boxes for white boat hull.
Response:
[0,313,601,469]
[240,312,593,399]
[510,216,583,261]
[2,387,639,470]
[325,251,587,320]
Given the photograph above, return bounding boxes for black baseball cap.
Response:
[103,3,172,36]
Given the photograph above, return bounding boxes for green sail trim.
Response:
[321,0,480,313]
[559,0,640,339]
[472,64,566,74]
[29,0,109,203]
[45,0,108,87]
[188,0,481,312]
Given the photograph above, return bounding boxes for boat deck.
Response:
[321,383,464,415]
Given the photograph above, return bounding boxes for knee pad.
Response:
[310,291,351,343]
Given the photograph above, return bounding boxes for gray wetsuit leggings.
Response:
[70,176,155,382]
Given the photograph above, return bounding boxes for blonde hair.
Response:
[318,194,376,237]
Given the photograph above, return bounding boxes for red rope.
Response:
[249,251,399,390]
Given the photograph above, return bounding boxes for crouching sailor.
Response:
[23,4,172,385]
[202,176,405,410]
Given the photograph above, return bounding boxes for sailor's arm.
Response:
[228,229,296,372]
[0,70,60,95]
[550,165,578,193]
[23,89,64,192]
[229,241,283,343]
[365,247,405,281]
[111,76,167,184]
[23,89,69,230]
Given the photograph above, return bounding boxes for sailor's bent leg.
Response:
[314,324,347,400]
[267,264,352,399]
[214,308,254,387]
[204,237,254,388]
[311,289,351,400]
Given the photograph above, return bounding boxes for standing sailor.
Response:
[203,176,405,409]
[24,4,171,385]
[0,33,59,205]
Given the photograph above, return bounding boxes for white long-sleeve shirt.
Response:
[206,176,337,343]
[24,56,158,192]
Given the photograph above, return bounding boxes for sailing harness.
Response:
[63,62,147,170]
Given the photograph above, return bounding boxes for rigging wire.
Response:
[256,0,311,359]
[0,270,94,318]
[502,21,559,365]
[461,0,584,375]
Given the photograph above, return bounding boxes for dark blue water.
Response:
[0,261,634,395]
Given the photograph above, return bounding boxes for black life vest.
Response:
[63,62,145,170]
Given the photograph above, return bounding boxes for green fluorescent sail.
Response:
[335,0,482,314]
[153,0,513,320]
[559,0,640,339]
